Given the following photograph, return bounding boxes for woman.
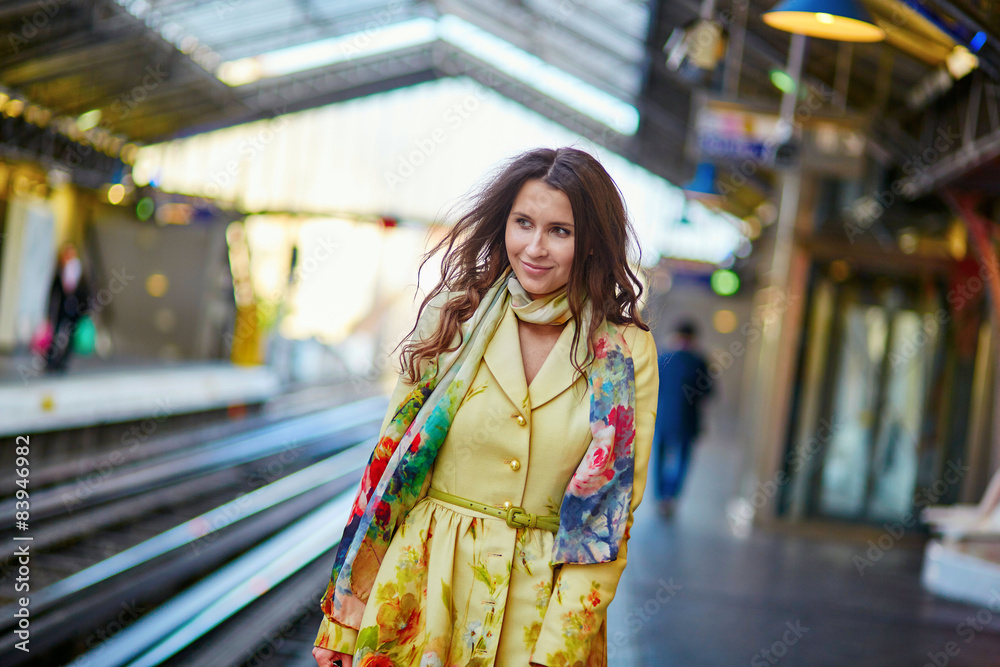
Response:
[313,147,659,667]
[44,242,90,373]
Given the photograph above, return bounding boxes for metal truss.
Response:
[896,70,1000,198]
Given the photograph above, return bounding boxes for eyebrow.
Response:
[511,211,574,227]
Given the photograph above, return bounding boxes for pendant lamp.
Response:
[763,0,885,42]
[683,163,722,202]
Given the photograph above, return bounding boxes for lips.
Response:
[522,260,552,272]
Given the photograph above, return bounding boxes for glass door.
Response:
[817,301,888,518]
[785,270,953,525]
[866,310,935,520]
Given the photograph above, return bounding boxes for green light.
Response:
[76,109,102,131]
[711,269,740,296]
[769,68,796,94]
[136,197,155,221]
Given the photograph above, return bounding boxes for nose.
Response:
[526,228,547,256]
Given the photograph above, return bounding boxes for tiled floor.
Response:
[609,421,1000,667]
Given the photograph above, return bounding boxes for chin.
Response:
[524,281,561,299]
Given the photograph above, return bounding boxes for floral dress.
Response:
[315,301,658,667]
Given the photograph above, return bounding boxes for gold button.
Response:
[509,458,521,471]
[516,415,526,426]
[503,501,512,510]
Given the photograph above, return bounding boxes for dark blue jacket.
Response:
[656,347,711,440]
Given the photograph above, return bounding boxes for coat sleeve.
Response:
[315,291,450,653]
[314,366,418,652]
[529,325,659,666]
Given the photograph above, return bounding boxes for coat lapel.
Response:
[528,313,592,409]
[483,302,530,419]
[484,299,596,414]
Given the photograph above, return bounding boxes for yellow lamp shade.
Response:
[763,0,885,42]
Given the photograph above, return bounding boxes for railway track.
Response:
[0,396,386,666]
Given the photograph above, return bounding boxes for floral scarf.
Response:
[322,268,637,629]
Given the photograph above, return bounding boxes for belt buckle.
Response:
[505,505,530,529]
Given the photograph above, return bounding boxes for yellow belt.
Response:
[427,488,560,533]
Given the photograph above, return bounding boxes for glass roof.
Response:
[137,0,652,103]
[134,76,744,265]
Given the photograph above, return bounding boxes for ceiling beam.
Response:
[436,0,642,100]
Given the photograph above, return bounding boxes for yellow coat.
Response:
[316,295,658,666]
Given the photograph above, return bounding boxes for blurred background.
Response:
[0,0,999,665]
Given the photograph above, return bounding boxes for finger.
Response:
[311,647,336,667]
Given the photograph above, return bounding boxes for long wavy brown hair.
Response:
[398,147,648,386]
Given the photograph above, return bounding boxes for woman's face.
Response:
[505,179,575,301]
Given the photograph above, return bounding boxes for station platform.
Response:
[0,353,281,436]
[612,418,1000,667]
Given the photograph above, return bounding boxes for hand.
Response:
[312,646,353,667]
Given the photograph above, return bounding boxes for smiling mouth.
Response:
[523,261,552,270]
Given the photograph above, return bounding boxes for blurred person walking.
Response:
[43,242,90,373]
[653,320,711,517]
[313,147,659,667]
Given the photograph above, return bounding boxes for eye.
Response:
[553,226,571,237]
[515,217,532,228]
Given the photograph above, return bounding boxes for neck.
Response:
[525,288,564,302]
[519,319,566,334]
